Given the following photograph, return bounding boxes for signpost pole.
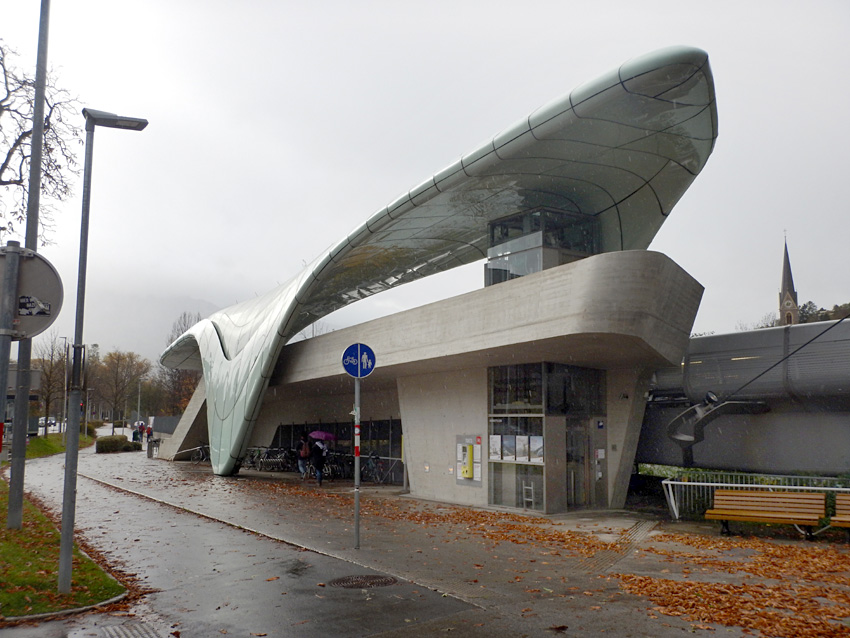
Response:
[2,243,22,529]
[342,342,374,551]
[354,374,361,550]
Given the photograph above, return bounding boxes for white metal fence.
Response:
[661,470,850,521]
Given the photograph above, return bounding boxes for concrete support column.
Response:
[605,368,654,509]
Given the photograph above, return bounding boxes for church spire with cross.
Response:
[780,238,799,325]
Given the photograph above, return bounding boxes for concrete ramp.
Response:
[158,377,208,461]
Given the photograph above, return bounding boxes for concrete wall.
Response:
[605,369,654,508]
[637,403,850,475]
[272,251,703,389]
[397,368,488,506]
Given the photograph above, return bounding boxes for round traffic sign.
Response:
[0,246,63,340]
[342,343,376,378]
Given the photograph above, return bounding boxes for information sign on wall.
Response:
[455,435,482,486]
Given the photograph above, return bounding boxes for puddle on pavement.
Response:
[281,558,313,577]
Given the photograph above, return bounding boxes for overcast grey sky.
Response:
[5,0,850,363]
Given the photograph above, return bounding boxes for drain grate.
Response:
[101,623,165,638]
[328,575,398,589]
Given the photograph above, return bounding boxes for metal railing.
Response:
[661,470,850,521]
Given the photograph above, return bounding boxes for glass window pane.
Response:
[545,363,605,416]
[490,364,544,414]
[489,463,543,510]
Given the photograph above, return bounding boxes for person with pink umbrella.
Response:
[309,435,329,486]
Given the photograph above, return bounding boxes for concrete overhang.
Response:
[271,250,702,395]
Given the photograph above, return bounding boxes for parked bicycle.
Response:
[323,451,352,481]
[190,444,210,465]
[241,446,268,470]
[256,447,298,473]
[361,451,387,484]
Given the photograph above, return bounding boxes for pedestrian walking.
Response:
[297,434,310,479]
[310,438,327,486]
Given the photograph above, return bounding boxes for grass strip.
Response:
[23,432,95,460]
[0,432,126,620]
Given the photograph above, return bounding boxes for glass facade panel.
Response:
[488,416,543,437]
[541,209,597,255]
[485,208,599,287]
[490,210,542,246]
[269,419,403,483]
[545,363,605,416]
[485,252,543,284]
[489,208,597,253]
[488,362,605,511]
[490,364,544,414]
[490,363,604,417]
[489,462,544,510]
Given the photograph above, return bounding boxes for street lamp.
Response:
[58,108,148,594]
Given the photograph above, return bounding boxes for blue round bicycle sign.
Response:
[342,343,376,378]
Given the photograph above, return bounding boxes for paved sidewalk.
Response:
[4,439,850,637]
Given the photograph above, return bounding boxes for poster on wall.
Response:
[489,435,501,460]
[502,435,516,461]
[515,435,529,462]
[530,436,544,463]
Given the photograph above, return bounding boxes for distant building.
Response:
[780,240,799,325]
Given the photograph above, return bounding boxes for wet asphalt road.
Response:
[1,450,471,638]
[8,434,820,638]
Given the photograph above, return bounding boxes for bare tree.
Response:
[0,41,81,237]
[98,350,150,423]
[33,330,67,433]
[168,311,203,342]
[736,312,778,332]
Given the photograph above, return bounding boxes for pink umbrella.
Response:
[309,430,336,441]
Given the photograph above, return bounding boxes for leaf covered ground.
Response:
[229,477,850,636]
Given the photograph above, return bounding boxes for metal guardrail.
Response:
[662,471,850,521]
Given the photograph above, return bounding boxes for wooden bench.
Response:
[830,493,850,541]
[704,489,825,540]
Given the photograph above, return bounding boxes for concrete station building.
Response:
[160,46,721,512]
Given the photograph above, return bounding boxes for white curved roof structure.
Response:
[161,46,719,475]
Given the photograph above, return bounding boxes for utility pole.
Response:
[7,0,51,531]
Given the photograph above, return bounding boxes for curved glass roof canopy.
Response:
[161,46,719,475]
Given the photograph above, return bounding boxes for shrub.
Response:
[96,435,141,454]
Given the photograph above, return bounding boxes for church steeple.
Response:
[780,239,799,325]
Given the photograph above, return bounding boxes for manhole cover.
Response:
[328,575,398,589]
